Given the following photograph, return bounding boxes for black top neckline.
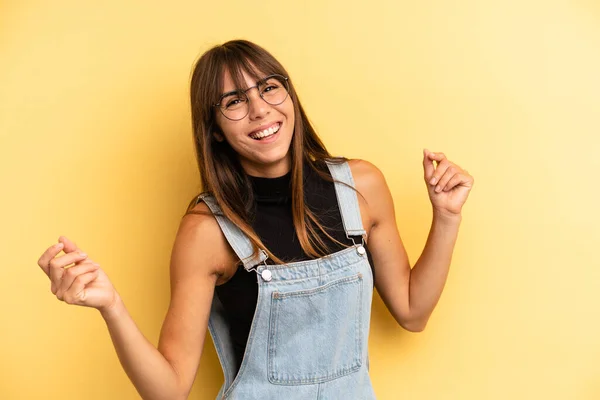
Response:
[248,161,324,202]
[248,170,292,202]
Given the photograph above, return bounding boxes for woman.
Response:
[37,40,474,399]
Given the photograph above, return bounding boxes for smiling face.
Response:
[214,68,295,178]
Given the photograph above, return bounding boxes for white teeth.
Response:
[251,123,280,140]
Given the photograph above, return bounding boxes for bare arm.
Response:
[100,295,189,400]
[405,213,461,329]
[40,203,232,400]
[100,205,232,399]
[350,158,468,332]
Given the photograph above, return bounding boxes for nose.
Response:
[247,88,269,120]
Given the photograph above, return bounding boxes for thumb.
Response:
[58,236,79,254]
[422,148,435,180]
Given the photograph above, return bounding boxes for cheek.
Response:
[216,119,243,142]
[282,101,295,125]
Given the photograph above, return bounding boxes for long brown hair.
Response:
[186,39,347,264]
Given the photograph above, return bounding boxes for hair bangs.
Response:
[219,50,285,95]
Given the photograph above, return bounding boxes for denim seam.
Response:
[356,277,364,368]
[208,319,231,388]
[262,255,366,285]
[257,245,361,271]
[267,292,280,383]
[222,277,264,399]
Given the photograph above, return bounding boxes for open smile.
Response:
[248,122,282,141]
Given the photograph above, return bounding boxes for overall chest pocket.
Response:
[267,273,364,385]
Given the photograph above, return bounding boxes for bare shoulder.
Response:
[172,201,237,285]
[347,158,388,197]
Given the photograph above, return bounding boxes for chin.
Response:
[244,148,292,175]
[258,135,293,161]
[258,151,291,168]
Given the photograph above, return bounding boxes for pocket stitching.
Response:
[272,272,363,299]
[267,273,364,385]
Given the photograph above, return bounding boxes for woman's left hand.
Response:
[422,149,474,218]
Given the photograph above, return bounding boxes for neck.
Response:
[240,154,292,178]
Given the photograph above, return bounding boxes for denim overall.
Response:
[197,161,376,400]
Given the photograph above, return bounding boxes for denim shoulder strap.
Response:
[195,193,267,271]
[324,160,367,238]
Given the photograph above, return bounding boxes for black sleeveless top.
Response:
[214,161,374,372]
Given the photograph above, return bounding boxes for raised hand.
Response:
[37,236,119,312]
[423,149,474,218]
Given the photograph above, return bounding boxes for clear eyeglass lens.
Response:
[221,92,248,120]
[220,75,288,120]
[258,76,288,105]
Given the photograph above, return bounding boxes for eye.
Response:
[260,79,284,97]
[263,84,279,93]
[226,98,241,107]
[223,93,246,109]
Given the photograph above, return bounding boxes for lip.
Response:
[248,121,282,137]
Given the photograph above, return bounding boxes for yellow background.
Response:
[1,0,599,399]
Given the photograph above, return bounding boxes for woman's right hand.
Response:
[38,236,119,313]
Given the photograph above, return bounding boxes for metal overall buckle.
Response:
[246,249,272,282]
[347,234,367,256]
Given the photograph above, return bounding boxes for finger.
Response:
[422,149,435,181]
[56,261,99,300]
[428,151,446,162]
[49,251,89,294]
[59,236,80,254]
[442,173,465,192]
[435,165,459,193]
[428,159,451,186]
[38,242,65,276]
[63,270,100,305]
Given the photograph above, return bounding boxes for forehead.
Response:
[221,65,267,92]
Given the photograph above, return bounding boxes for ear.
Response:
[213,131,225,142]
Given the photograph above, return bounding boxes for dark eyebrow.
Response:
[258,75,274,85]
[218,76,271,99]
[219,89,241,98]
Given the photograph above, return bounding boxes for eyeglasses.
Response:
[213,74,290,121]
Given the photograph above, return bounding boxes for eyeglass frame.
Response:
[212,74,290,121]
